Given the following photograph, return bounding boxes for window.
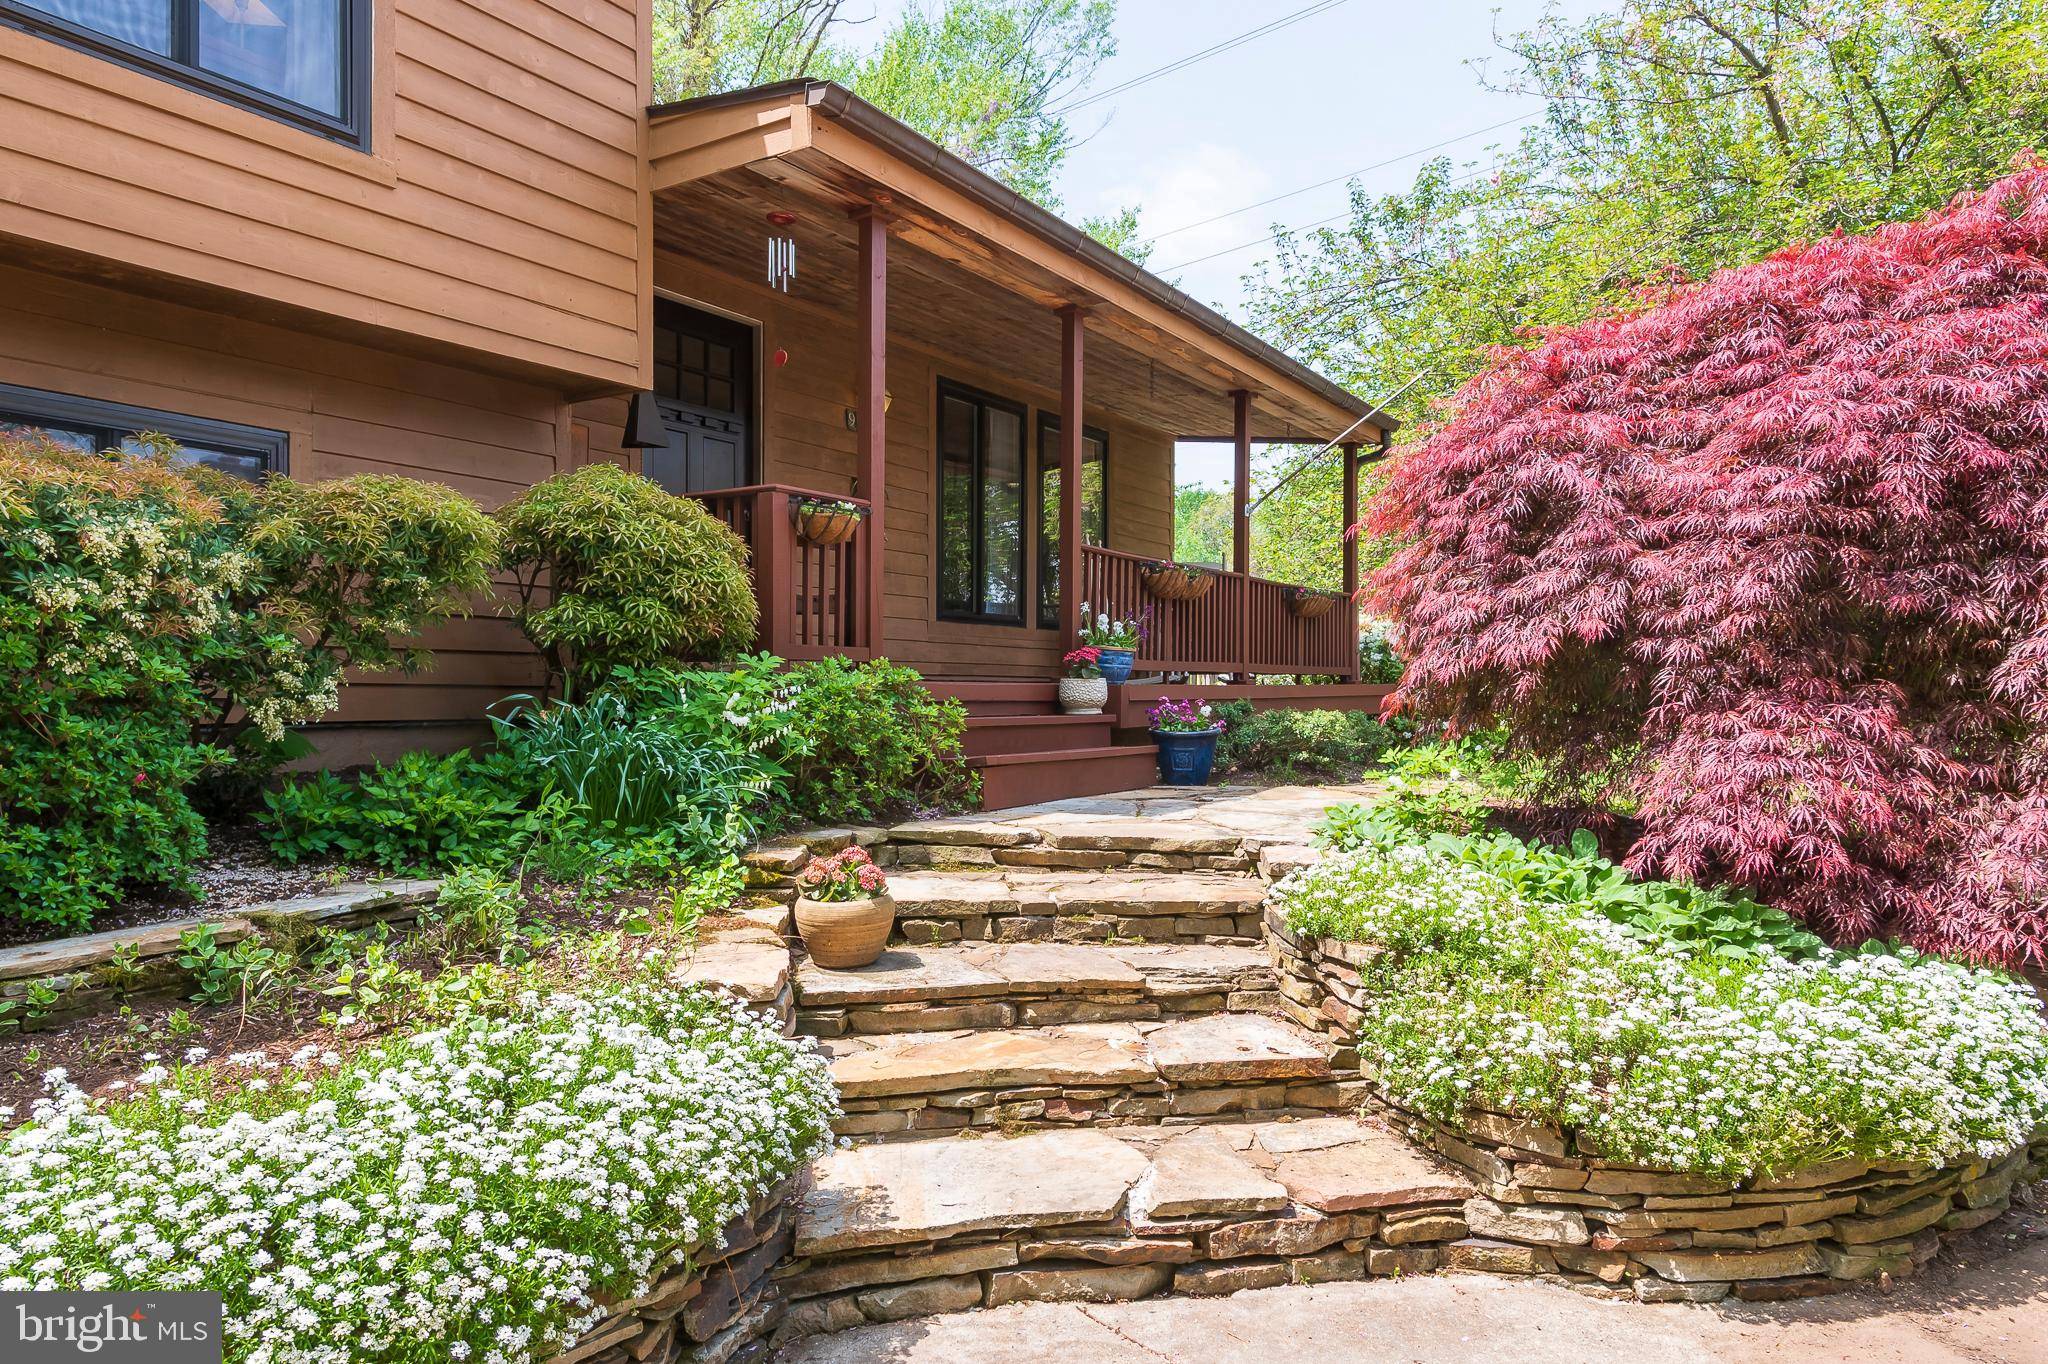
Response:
[1035,414,1108,630]
[0,383,288,479]
[937,381,1026,624]
[1,0,369,146]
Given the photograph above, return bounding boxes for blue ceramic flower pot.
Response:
[1096,647,1135,684]
[1152,726,1222,786]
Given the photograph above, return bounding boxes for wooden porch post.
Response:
[1232,388,1251,681]
[1059,305,1085,651]
[856,209,888,653]
[1341,440,1361,683]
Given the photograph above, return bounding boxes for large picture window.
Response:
[937,380,1026,624]
[1035,414,1107,631]
[0,383,288,479]
[1,0,369,146]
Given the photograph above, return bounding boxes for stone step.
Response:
[823,1013,1357,1139]
[773,1118,1476,1343]
[885,870,1270,946]
[795,941,1279,1036]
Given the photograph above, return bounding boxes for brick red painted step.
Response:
[972,744,1159,811]
[963,713,1118,759]
[920,680,1058,716]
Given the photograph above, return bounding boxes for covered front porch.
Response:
[630,80,1389,679]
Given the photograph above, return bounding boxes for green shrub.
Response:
[1274,840,2048,1175]
[0,981,837,1363]
[780,657,975,824]
[259,749,538,872]
[201,472,498,789]
[0,433,503,929]
[1358,620,1403,684]
[1214,705,1400,778]
[500,464,757,698]
[0,437,242,930]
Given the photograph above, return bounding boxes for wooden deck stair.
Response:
[927,681,1161,811]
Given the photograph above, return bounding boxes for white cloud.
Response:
[1078,141,1275,313]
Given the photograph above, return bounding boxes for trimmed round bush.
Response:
[500,465,757,698]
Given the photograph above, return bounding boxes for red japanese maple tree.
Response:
[1371,163,2048,969]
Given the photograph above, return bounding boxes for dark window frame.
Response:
[1033,412,1109,632]
[0,382,290,479]
[0,0,372,149]
[935,378,1029,627]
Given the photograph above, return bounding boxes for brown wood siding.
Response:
[0,263,558,724]
[578,249,1177,680]
[0,0,648,389]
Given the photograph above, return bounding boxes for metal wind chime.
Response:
[766,210,798,291]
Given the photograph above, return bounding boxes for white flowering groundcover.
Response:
[0,983,837,1364]
[1275,844,2048,1176]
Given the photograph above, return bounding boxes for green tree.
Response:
[1081,205,1154,265]
[1243,0,2048,582]
[1172,484,1230,567]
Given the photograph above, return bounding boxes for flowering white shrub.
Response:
[0,984,837,1364]
[1276,843,2048,1175]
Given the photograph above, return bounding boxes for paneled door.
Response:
[642,300,754,494]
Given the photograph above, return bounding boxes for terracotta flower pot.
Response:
[1058,675,1109,715]
[795,892,896,968]
[794,506,864,547]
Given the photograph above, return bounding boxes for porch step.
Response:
[823,1014,1351,1139]
[963,712,1118,759]
[973,744,1160,812]
[921,679,1059,716]
[794,941,1278,1036]
[884,870,1269,946]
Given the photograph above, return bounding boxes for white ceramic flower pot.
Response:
[1058,675,1109,715]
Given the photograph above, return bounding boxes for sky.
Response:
[854,0,1600,488]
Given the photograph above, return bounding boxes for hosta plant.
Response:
[1371,163,2048,968]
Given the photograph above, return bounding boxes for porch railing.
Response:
[692,484,875,661]
[1077,544,1358,680]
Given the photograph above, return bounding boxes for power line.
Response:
[1140,111,1541,247]
[1155,156,1511,274]
[1050,0,1353,116]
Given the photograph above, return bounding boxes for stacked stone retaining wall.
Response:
[1263,901,2048,1301]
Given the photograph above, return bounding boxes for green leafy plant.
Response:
[175,925,284,1009]
[259,750,538,872]
[499,464,756,699]
[777,657,976,824]
[1317,809,1825,962]
[1214,705,1400,778]
[422,867,525,959]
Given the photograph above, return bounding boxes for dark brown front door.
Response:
[644,300,753,494]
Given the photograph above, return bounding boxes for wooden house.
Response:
[0,7,1392,805]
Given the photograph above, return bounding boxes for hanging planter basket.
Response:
[1143,564,1214,602]
[1286,587,1340,620]
[793,499,867,548]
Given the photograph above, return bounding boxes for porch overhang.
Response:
[645,80,1392,446]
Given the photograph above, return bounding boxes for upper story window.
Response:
[0,382,288,479]
[1,0,369,147]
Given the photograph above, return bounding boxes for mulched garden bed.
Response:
[0,824,369,950]
[0,873,711,1118]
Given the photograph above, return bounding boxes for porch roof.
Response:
[646,80,1394,445]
